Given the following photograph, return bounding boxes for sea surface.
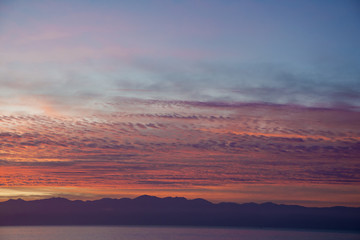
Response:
[0,226,359,240]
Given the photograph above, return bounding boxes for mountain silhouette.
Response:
[0,195,359,231]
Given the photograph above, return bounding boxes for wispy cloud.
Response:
[1,99,359,193]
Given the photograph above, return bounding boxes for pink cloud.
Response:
[1,99,358,191]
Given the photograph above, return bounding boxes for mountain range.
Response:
[1,195,359,231]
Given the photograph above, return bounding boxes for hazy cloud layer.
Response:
[1,0,360,113]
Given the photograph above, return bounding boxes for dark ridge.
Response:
[0,195,359,231]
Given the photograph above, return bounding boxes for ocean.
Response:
[0,226,359,240]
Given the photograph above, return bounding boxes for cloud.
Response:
[0,99,359,189]
[0,0,359,207]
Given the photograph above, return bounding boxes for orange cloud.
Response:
[0,100,359,206]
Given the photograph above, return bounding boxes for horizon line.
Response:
[2,194,359,209]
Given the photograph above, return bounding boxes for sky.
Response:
[0,0,359,207]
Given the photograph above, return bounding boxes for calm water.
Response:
[0,226,359,240]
